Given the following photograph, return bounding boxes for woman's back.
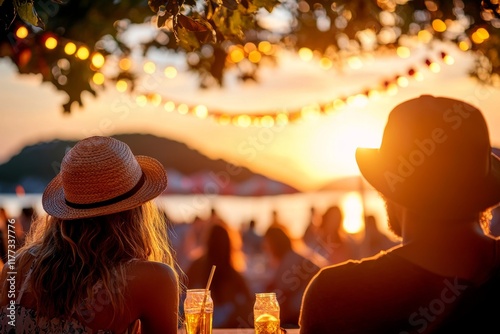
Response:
[0,136,180,333]
[1,259,178,333]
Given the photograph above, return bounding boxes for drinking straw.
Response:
[201,265,216,311]
[198,265,216,333]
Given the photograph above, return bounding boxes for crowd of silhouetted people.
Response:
[2,197,500,330]
[0,201,403,329]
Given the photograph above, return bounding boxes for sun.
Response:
[309,108,384,183]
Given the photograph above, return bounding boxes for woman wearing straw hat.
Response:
[299,95,500,333]
[0,136,180,333]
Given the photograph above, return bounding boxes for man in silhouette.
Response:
[299,95,500,333]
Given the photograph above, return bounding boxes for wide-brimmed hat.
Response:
[42,136,168,220]
[356,95,500,216]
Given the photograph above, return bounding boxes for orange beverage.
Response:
[185,311,213,334]
[254,313,280,334]
[184,289,213,334]
[254,292,280,334]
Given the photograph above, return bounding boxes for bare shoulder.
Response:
[124,261,179,333]
[126,260,178,290]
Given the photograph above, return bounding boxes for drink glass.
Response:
[184,289,213,334]
[254,292,280,334]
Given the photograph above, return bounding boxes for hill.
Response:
[0,134,298,196]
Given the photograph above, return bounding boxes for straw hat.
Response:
[42,136,168,220]
[356,95,500,216]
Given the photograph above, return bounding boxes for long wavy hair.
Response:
[13,201,178,322]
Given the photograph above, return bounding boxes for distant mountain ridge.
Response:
[0,134,298,196]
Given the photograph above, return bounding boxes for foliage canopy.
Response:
[0,0,499,113]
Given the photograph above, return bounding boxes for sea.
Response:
[0,189,389,238]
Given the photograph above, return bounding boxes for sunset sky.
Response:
[1,39,500,193]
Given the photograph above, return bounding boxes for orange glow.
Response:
[178,104,189,114]
[458,40,470,51]
[396,46,410,58]
[417,30,433,43]
[64,42,77,55]
[136,95,147,106]
[347,56,362,69]
[319,57,333,70]
[476,28,490,40]
[76,47,90,60]
[217,114,231,125]
[429,62,441,73]
[119,58,132,71]
[15,185,25,197]
[194,105,208,118]
[248,50,262,63]
[16,26,29,39]
[432,19,446,32]
[92,72,105,85]
[91,52,105,68]
[229,48,245,63]
[298,48,313,61]
[311,109,383,179]
[443,54,455,65]
[275,113,288,126]
[116,80,128,92]
[164,66,177,78]
[45,37,58,50]
[149,93,162,106]
[258,41,272,54]
[18,49,32,67]
[397,76,409,87]
[341,192,364,234]
[244,42,256,53]
[164,101,176,112]
[260,115,274,127]
[143,61,156,74]
[235,115,251,127]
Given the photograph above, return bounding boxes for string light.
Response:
[15,26,29,39]
[164,101,176,111]
[458,40,471,51]
[136,95,148,106]
[319,57,333,70]
[143,61,156,74]
[258,41,272,54]
[64,42,77,55]
[116,80,128,92]
[44,36,58,49]
[76,46,90,60]
[15,23,458,127]
[298,48,314,61]
[396,46,411,58]
[164,66,177,78]
[132,49,455,127]
[432,19,447,32]
[248,50,262,63]
[92,72,105,85]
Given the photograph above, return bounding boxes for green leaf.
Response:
[238,0,258,14]
[212,7,254,38]
[220,0,239,11]
[15,0,44,28]
[174,25,201,51]
[176,14,216,44]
